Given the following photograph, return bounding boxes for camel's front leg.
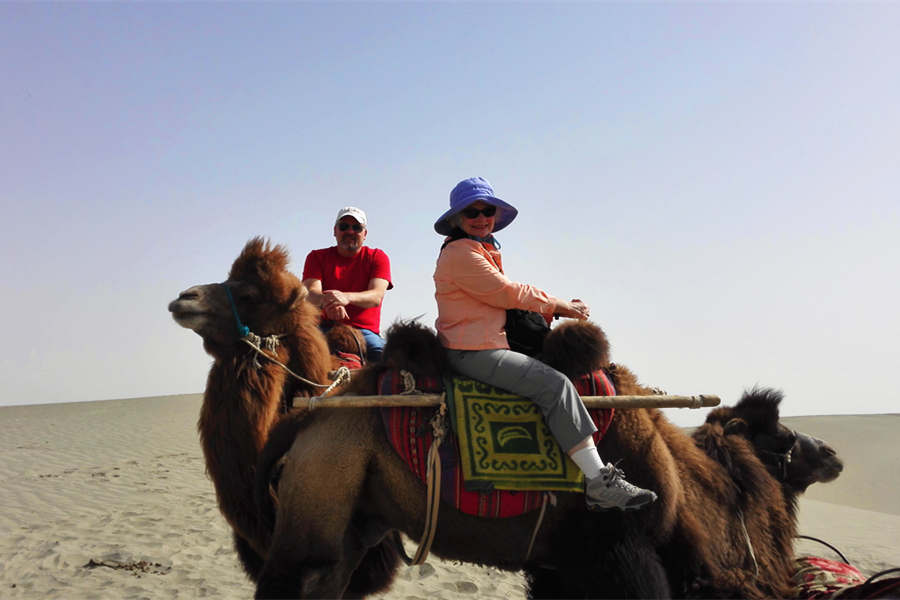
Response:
[255,415,379,599]
[255,527,376,599]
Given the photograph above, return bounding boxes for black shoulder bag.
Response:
[505,309,550,357]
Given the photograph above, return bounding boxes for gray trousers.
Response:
[445,348,597,452]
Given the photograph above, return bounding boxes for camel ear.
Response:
[286,285,307,311]
[724,418,748,435]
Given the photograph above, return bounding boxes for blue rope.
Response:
[223,284,250,338]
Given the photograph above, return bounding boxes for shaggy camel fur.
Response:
[168,238,398,594]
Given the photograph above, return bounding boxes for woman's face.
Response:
[458,200,497,238]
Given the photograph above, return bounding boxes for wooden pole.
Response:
[291,394,720,411]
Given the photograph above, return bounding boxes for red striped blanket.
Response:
[378,368,615,519]
[791,555,900,599]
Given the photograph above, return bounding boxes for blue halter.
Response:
[223,283,251,338]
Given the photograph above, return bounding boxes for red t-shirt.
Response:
[302,246,393,333]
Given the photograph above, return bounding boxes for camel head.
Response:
[700,387,843,495]
[169,237,311,359]
[780,429,844,493]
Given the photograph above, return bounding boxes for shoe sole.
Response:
[586,501,654,512]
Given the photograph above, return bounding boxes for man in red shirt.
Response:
[302,207,393,361]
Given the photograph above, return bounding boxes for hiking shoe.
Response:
[585,463,657,511]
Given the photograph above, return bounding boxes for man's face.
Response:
[334,216,367,256]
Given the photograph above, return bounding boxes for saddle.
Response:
[377,368,615,519]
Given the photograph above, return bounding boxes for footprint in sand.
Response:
[456,581,479,593]
[441,581,478,594]
[416,563,436,578]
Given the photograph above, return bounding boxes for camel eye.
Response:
[227,283,260,303]
[238,288,260,303]
[760,428,796,454]
[780,430,798,453]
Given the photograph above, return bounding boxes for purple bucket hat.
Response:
[434,177,519,236]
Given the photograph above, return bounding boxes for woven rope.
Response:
[240,332,347,390]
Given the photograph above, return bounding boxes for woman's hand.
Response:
[555,299,591,320]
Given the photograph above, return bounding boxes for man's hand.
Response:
[324,304,350,321]
[322,289,351,310]
[308,278,387,321]
[322,289,350,321]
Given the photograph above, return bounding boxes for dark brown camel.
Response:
[170,239,843,599]
[261,340,842,598]
[535,321,844,598]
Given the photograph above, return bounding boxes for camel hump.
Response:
[382,320,449,379]
[325,324,367,366]
[541,321,611,379]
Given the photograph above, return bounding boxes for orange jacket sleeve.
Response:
[441,240,558,315]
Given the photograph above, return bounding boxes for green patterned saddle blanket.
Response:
[446,375,615,493]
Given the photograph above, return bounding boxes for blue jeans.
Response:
[358,328,385,362]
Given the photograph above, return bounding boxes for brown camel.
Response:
[167,237,399,594]
[170,238,843,599]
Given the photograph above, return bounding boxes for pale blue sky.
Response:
[2,3,898,426]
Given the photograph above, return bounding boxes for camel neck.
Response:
[198,360,284,545]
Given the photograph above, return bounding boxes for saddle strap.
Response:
[410,398,448,565]
[525,493,551,562]
[410,433,442,564]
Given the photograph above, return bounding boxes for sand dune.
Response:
[1,395,897,598]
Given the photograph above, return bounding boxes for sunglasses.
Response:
[461,205,497,219]
[338,222,364,232]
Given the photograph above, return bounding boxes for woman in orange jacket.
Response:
[433,177,656,511]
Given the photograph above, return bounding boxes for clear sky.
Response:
[2,3,898,426]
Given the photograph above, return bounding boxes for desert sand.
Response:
[1,395,897,599]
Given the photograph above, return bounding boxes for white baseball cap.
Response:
[334,206,367,227]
